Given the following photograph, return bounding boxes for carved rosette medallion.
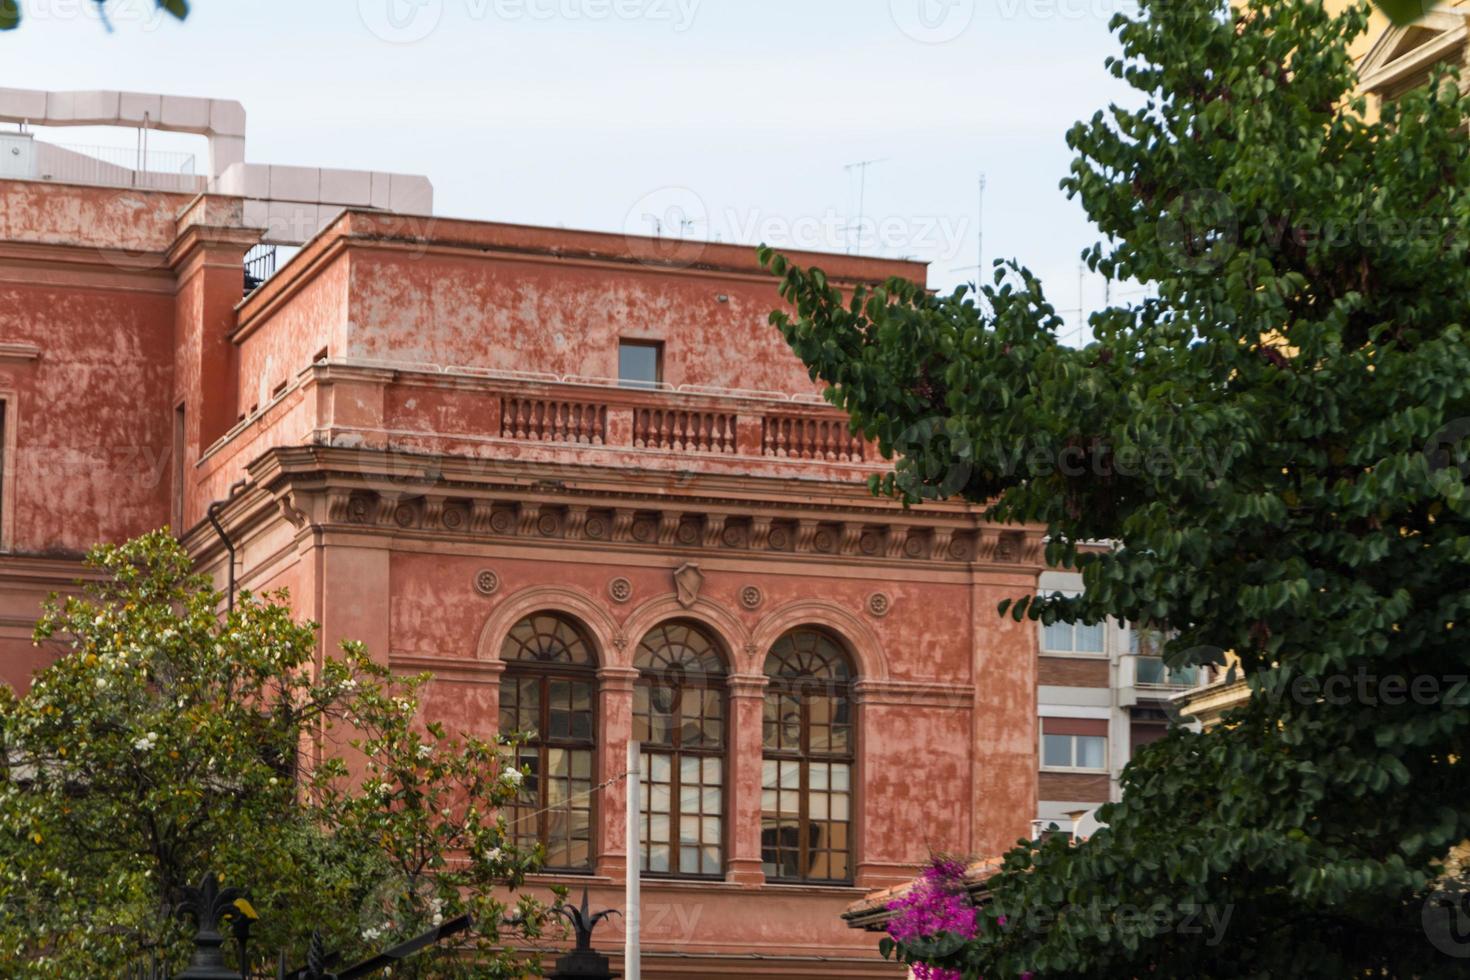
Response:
[475,569,501,596]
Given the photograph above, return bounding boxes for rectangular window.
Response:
[1041,718,1109,772]
[1129,625,1200,688]
[1040,602,1106,655]
[618,340,663,390]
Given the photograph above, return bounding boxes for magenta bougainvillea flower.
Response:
[885,859,1035,980]
[886,858,977,980]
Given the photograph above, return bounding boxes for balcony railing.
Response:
[205,356,883,476]
[31,139,204,193]
[634,408,738,453]
[500,397,608,445]
[761,415,866,462]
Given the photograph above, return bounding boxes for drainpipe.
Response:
[205,479,249,615]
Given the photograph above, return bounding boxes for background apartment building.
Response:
[1034,570,1209,840]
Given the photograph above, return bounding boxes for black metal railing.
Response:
[124,871,471,979]
[243,244,278,295]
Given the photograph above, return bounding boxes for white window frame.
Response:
[1040,731,1109,774]
[1038,591,1109,658]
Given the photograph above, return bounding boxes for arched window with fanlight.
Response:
[498,612,598,871]
[761,628,855,883]
[633,620,727,877]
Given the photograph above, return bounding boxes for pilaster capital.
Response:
[727,673,769,697]
[597,666,640,692]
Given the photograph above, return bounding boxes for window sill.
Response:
[1040,650,1108,660]
[638,872,727,884]
[762,879,865,894]
[1039,766,1111,775]
[527,867,598,878]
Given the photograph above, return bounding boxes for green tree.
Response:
[0,531,557,978]
[763,0,1470,976]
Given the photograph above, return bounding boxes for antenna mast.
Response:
[977,172,987,281]
[844,158,887,255]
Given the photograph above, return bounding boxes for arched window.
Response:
[633,620,727,877]
[498,613,598,871]
[761,628,855,882]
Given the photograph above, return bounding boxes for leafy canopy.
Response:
[0,531,558,978]
[764,0,1470,976]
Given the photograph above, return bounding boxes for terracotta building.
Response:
[0,87,1048,978]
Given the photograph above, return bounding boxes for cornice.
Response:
[853,677,975,708]
[389,653,502,684]
[0,553,98,587]
[0,343,40,364]
[246,445,950,519]
[0,240,176,294]
[196,448,1046,576]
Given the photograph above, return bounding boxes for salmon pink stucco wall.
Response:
[342,248,827,394]
[0,281,175,552]
[0,182,193,689]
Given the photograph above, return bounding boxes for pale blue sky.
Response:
[3,0,1143,342]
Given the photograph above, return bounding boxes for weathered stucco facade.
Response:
[0,174,1045,978]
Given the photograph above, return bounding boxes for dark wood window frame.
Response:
[633,620,728,879]
[761,628,856,884]
[618,339,665,390]
[498,613,599,873]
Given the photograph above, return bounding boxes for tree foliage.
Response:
[0,531,557,978]
[763,0,1470,975]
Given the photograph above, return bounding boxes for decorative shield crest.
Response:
[673,562,704,608]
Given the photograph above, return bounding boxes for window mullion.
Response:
[539,675,552,849]
[799,692,810,880]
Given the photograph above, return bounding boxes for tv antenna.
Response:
[950,172,988,290]
[844,158,888,255]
